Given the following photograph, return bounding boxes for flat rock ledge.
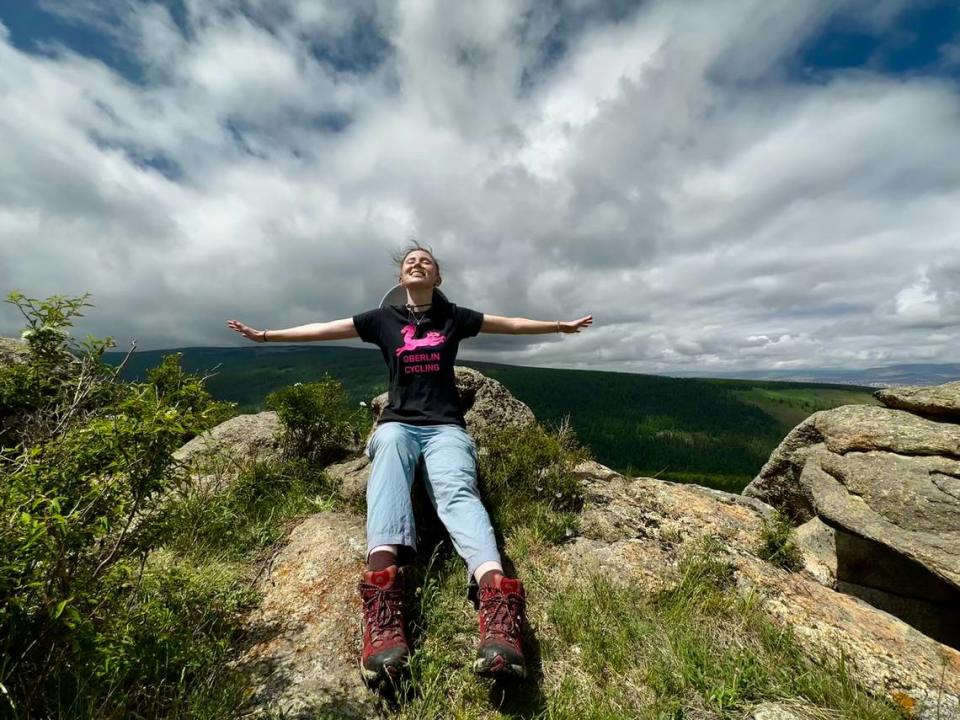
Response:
[876,381,960,421]
[570,464,960,720]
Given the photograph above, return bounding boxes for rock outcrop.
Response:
[571,464,960,719]
[876,381,960,421]
[238,513,381,719]
[744,382,960,651]
[173,411,284,491]
[176,371,960,719]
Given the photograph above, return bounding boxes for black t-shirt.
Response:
[353,297,484,426]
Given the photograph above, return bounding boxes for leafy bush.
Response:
[476,419,588,543]
[0,292,239,718]
[265,377,368,465]
[145,352,235,429]
[0,292,118,451]
[756,511,804,571]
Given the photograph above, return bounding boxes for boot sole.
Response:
[360,658,407,687]
[472,655,526,679]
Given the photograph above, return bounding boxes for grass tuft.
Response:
[756,511,804,572]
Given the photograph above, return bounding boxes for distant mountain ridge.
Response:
[671,363,960,387]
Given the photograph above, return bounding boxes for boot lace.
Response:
[479,586,525,643]
[360,582,405,648]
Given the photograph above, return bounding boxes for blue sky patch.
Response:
[796,0,960,80]
[307,14,391,75]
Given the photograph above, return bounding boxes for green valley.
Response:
[106,346,878,492]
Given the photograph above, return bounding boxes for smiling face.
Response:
[399,249,441,290]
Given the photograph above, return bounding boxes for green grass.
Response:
[157,457,340,559]
[377,539,904,720]
[542,546,902,720]
[756,511,804,572]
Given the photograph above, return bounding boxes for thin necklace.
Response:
[406,303,431,327]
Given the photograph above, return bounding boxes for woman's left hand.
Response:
[559,316,593,333]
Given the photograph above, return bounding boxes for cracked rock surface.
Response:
[744,380,960,653]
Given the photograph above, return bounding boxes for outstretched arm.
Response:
[226,318,359,343]
[480,314,593,335]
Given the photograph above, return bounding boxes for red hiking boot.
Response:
[358,565,409,685]
[473,574,527,678]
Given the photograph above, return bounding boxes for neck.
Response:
[404,286,434,308]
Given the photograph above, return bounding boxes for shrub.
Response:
[756,511,804,571]
[145,352,235,429]
[0,292,118,451]
[81,552,255,718]
[0,292,240,718]
[476,419,588,543]
[265,377,368,465]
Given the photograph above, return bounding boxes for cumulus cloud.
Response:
[0,0,958,372]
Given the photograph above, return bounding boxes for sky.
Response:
[1,0,959,374]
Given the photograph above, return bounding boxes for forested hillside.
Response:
[107,346,877,491]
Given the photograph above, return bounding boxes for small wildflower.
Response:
[359,401,367,407]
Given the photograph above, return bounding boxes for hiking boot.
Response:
[358,565,409,685]
[473,574,527,678]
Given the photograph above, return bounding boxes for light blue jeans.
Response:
[365,422,501,578]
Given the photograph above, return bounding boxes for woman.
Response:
[227,244,592,685]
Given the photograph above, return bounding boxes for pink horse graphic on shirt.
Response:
[395,324,446,356]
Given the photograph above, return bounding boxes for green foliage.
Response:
[156,457,338,559]
[0,292,243,719]
[145,352,235,429]
[756,511,804,571]
[0,292,118,450]
[476,420,588,544]
[265,377,369,465]
[77,552,255,718]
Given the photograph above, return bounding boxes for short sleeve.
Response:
[352,308,383,345]
[454,305,484,340]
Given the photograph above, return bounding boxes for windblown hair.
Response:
[392,240,441,275]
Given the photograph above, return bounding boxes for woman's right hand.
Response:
[227,319,264,343]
